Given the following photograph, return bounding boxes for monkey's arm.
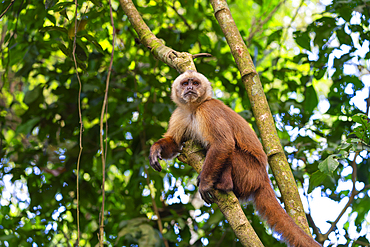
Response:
[149,108,184,171]
[149,137,180,172]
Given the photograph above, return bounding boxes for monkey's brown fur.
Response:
[149,71,321,247]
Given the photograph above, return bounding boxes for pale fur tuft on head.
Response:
[171,70,213,106]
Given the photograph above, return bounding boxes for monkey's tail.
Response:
[253,183,321,247]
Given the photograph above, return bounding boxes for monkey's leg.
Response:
[215,164,233,192]
[198,144,233,203]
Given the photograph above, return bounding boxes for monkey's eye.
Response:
[193,81,199,86]
[182,81,188,86]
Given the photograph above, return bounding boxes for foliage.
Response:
[0,0,369,246]
[265,0,370,245]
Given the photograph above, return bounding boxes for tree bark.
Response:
[209,0,312,235]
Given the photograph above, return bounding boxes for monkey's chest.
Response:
[183,114,209,147]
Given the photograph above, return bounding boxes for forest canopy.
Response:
[1,0,370,246]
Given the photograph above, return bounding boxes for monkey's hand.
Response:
[149,145,162,172]
[197,174,215,204]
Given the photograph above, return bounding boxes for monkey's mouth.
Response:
[184,91,197,96]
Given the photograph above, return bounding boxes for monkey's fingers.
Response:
[200,189,214,204]
[152,161,162,172]
[203,191,214,204]
[149,154,162,172]
[149,146,163,172]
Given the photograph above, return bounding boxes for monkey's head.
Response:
[171,70,213,106]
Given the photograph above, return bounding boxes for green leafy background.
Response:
[1,0,370,246]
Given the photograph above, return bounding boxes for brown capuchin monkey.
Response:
[149,70,321,247]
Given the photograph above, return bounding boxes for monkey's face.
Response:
[179,77,202,103]
[171,71,213,107]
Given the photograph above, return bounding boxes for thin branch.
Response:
[323,153,359,240]
[72,0,83,245]
[354,239,370,246]
[306,213,322,239]
[192,53,212,59]
[170,1,192,30]
[303,184,324,242]
[215,230,228,247]
[280,0,304,47]
[132,66,170,247]
[144,167,170,247]
[247,0,286,43]
[99,0,116,245]
[61,230,72,247]
[247,0,273,38]
[119,0,196,73]
[1,0,23,89]
[0,0,16,19]
[366,85,370,116]
[359,184,370,193]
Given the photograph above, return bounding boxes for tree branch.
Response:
[0,0,16,19]
[119,1,264,246]
[322,153,359,240]
[280,0,304,47]
[144,167,170,247]
[209,0,312,235]
[192,53,212,59]
[72,0,83,245]
[170,1,192,30]
[247,0,286,43]
[98,0,116,245]
[119,0,195,73]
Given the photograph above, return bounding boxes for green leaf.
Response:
[204,210,224,227]
[45,0,59,9]
[60,8,69,20]
[162,230,178,242]
[292,53,309,64]
[308,170,327,193]
[356,237,369,244]
[357,160,369,184]
[75,42,87,61]
[24,86,42,105]
[83,34,105,54]
[303,85,318,115]
[199,34,211,48]
[338,6,352,22]
[39,26,68,34]
[336,27,353,46]
[294,31,311,51]
[58,43,70,57]
[267,29,282,46]
[314,67,326,80]
[16,117,41,135]
[253,0,263,6]
[318,154,340,174]
[350,113,370,144]
[352,113,369,125]
[49,1,74,12]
